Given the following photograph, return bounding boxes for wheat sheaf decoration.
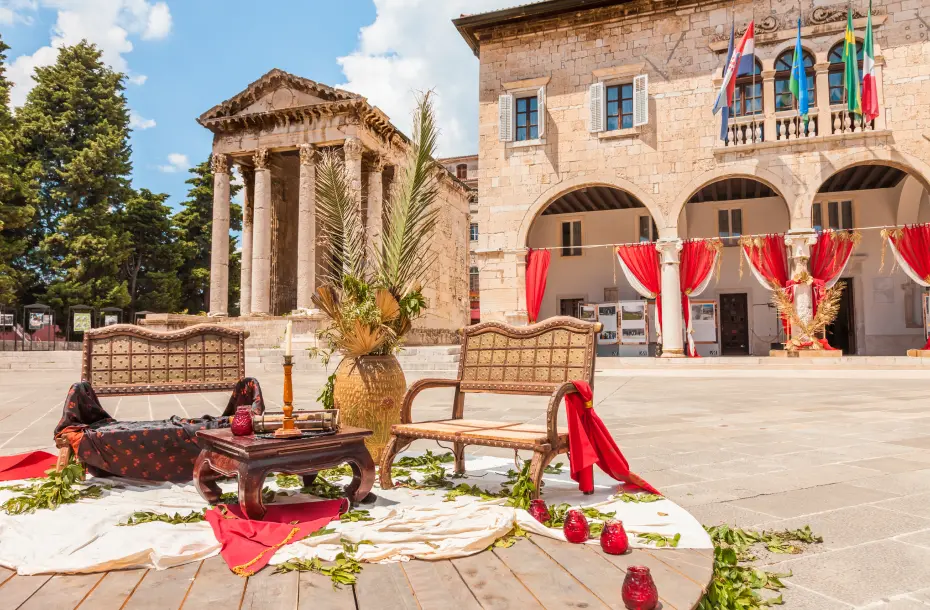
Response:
[771,281,846,351]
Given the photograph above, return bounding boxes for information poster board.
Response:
[619,300,648,345]
[73,312,92,333]
[689,300,719,344]
[579,304,597,323]
[0,314,12,327]
[29,312,45,330]
[596,303,618,345]
[104,314,119,327]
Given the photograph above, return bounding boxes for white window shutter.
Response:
[498,94,513,142]
[589,82,604,133]
[537,86,546,138]
[633,74,649,127]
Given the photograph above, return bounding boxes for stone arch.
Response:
[671,164,795,223]
[516,173,663,249]
[800,149,930,217]
[765,40,818,71]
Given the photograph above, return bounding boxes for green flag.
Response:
[843,7,862,115]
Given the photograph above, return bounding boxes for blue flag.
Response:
[789,18,810,124]
[720,20,734,141]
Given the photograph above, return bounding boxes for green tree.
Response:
[121,189,183,315]
[17,41,133,314]
[0,34,37,305]
[174,159,242,314]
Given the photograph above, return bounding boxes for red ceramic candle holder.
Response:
[528,499,551,524]
[230,405,253,436]
[621,566,659,610]
[563,509,589,543]
[600,520,629,555]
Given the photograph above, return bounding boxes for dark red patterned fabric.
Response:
[54,378,265,482]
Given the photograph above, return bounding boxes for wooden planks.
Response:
[18,574,104,610]
[453,549,544,609]
[181,556,246,609]
[240,568,298,610]
[0,566,14,587]
[402,560,481,610]
[77,570,147,609]
[645,549,713,592]
[494,540,610,610]
[530,536,628,610]
[296,571,355,610]
[0,574,52,609]
[599,547,706,610]
[354,562,418,610]
[122,562,200,610]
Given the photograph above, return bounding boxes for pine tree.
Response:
[174,159,242,314]
[121,189,183,315]
[17,41,133,314]
[0,34,37,305]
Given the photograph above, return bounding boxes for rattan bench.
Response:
[378,316,602,497]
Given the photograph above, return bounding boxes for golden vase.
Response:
[333,355,406,462]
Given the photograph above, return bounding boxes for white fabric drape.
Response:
[741,247,778,291]
[684,252,719,357]
[887,238,930,287]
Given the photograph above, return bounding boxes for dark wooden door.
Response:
[559,298,583,318]
[720,293,749,355]
[826,279,856,354]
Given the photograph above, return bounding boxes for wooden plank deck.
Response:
[0,540,711,609]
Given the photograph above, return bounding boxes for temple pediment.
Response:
[198,68,359,124]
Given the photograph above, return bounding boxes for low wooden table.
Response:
[194,426,375,519]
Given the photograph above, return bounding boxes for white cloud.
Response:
[337,0,516,156]
[129,110,155,130]
[5,1,173,107]
[0,8,15,24]
[158,152,189,173]
[128,74,147,85]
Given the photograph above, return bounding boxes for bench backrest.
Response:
[458,316,603,395]
[82,324,249,396]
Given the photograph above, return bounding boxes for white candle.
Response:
[285,320,293,357]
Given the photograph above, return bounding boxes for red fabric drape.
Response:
[525,248,551,323]
[886,225,930,351]
[680,240,719,357]
[564,380,661,496]
[616,244,663,331]
[0,451,57,482]
[743,234,791,337]
[809,231,856,316]
[205,500,345,576]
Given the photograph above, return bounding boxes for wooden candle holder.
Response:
[274,354,302,438]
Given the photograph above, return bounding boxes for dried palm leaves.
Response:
[772,282,845,351]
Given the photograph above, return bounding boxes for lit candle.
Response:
[285,319,293,357]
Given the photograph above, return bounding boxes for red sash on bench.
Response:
[565,380,661,496]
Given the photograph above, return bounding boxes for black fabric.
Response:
[54,378,265,482]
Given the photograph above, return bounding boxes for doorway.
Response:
[825,279,856,354]
[720,293,749,355]
[559,298,584,318]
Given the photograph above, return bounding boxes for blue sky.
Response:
[1,0,516,211]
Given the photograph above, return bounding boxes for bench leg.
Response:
[55,438,73,472]
[378,435,405,490]
[528,449,555,500]
[452,442,465,476]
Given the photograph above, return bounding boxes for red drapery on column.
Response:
[884,224,930,350]
[809,230,858,316]
[525,248,551,324]
[616,243,663,336]
[741,234,791,337]
[680,240,721,357]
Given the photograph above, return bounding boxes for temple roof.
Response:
[197,68,360,125]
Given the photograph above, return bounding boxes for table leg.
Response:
[193,451,221,504]
[238,468,268,520]
[302,473,317,487]
[344,443,376,505]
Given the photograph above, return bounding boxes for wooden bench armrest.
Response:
[401,378,462,424]
[546,382,580,447]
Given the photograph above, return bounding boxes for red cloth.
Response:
[205,499,346,576]
[564,381,660,496]
[526,248,551,323]
[680,240,719,357]
[809,231,856,316]
[744,234,792,337]
[888,224,930,286]
[616,244,663,331]
[0,451,57,482]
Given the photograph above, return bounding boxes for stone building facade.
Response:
[199,70,471,336]
[455,0,930,355]
[440,154,481,322]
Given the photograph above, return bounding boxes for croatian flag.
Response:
[713,20,755,115]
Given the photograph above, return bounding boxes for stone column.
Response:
[784,230,819,344]
[296,144,317,311]
[343,136,364,215]
[367,155,385,258]
[208,153,230,317]
[761,69,776,141]
[239,166,255,317]
[656,238,685,358]
[250,148,271,316]
[814,62,831,134]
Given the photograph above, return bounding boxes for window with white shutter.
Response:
[633,74,648,127]
[498,94,513,142]
[537,86,546,138]
[589,82,605,133]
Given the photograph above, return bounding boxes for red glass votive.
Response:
[600,519,629,555]
[230,406,253,436]
[621,566,659,610]
[563,509,589,543]
[528,499,551,524]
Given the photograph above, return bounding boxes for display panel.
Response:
[690,300,718,344]
[619,301,648,345]
[597,303,618,345]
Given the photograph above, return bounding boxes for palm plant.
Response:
[312,92,441,359]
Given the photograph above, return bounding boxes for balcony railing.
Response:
[829,108,877,135]
[775,111,818,141]
[721,116,764,148]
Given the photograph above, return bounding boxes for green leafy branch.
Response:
[617,492,663,503]
[340,509,375,523]
[274,541,364,589]
[394,450,455,469]
[444,483,504,502]
[489,525,529,550]
[1,462,107,515]
[637,532,681,548]
[301,476,344,499]
[120,509,206,526]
